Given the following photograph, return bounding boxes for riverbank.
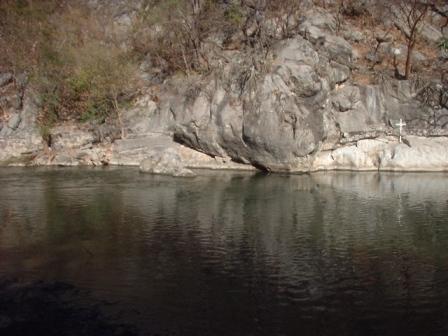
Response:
[1,2,447,175]
[1,129,448,175]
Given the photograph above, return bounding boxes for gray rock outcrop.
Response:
[135,8,448,173]
[162,30,446,172]
[0,73,12,87]
[1,3,447,173]
[139,150,195,177]
[313,136,448,172]
[167,35,332,172]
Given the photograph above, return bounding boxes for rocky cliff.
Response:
[1,1,447,174]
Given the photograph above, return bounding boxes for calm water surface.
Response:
[0,167,448,335]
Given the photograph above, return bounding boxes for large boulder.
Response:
[139,150,195,177]
[331,85,361,112]
[321,34,355,64]
[170,36,331,172]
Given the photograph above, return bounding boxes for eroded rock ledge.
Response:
[2,126,447,174]
[312,136,448,172]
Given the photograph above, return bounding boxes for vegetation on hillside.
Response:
[0,0,138,130]
[131,0,305,75]
[0,0,447,129]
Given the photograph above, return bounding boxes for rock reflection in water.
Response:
[0,168,448,336]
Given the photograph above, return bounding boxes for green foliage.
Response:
[63,42,137,122]
[1,0,307,129]
[439,38,448,52]
[225,3,245,26]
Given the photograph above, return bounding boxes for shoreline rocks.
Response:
[1,4,447,175]
[311,136,448,172]
[139,150,195,177]
[2,133,448,173]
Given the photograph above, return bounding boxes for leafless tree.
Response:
[393,0,430,79]
[265,0,304,38]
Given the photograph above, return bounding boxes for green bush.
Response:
[0,0,138,130]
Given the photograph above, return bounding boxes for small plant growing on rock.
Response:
[439,38,448,53]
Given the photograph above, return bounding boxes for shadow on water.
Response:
[0,279,137,336]
[0,167,448,335]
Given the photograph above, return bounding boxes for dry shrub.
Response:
[132,0,246,75]
[0,0,138,127]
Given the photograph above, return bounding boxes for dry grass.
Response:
[0,1,138,126]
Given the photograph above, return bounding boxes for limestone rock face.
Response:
[380,137,448,171]
[0,133,43,165]
[331,85,361,112]
[0,94,45,165]
[153,25,447,172]
[121,98,158,137]
[329,62,351,85]
[7,113,21,130]
[322,35,355,64]
[312,136,448,172]
[110,133,253,170]
[50,125,97,150]
[0,113,22,137]
[169,36,330,172]
[312,139,389,171]
[0,73,12,87]
[139,150,195,177]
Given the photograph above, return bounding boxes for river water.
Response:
[0,167,448,336]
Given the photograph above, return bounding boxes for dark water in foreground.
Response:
[0,167,448,336]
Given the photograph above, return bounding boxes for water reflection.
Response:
[0,168,448,335]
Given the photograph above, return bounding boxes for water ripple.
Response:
[1,168,448,335]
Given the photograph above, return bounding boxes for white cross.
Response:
[396,118,406,143]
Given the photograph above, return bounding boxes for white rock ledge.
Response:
[312,136,448,172]
[1,132,447,173]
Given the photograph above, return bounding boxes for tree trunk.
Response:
[180,44,191,75]
[404,40,414,79]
